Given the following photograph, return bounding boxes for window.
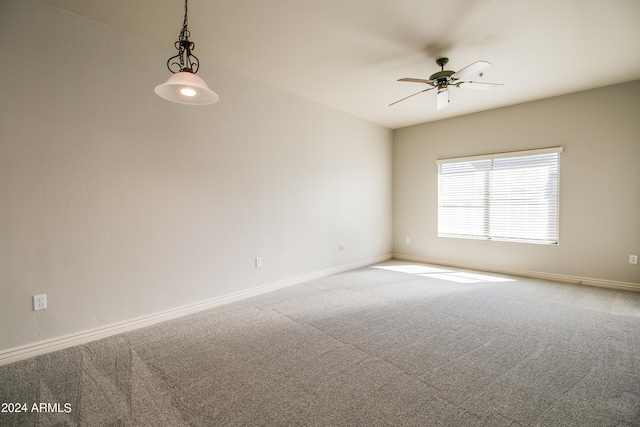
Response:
[437,147,562,244]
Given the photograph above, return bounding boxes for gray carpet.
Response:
[1,260,639,426]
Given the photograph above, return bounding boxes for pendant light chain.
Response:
[166,0,200,74]
[182,0,189,34]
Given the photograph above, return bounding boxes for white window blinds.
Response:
[437,147,562,244]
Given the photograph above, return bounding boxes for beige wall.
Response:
[393,80,640,285]
[0,1,393,352]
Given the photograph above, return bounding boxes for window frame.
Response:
[437,147,563,245]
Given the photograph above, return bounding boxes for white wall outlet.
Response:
[33,294,47,311]
[630,255,638,265]
[255,257,262,268]
[378,238,381,246]
[339,244,345,251]
[406,237,410,244]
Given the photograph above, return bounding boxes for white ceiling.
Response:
[40,0,640,129]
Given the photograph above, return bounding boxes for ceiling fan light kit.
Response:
[436,87,449,110]
[390,57,503,110]
[154,0,219,105]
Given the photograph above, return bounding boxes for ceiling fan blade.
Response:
[436,88,449,110]
[388,87,436,106]
[452,60,491,79]
[398,78,434,84]
[456,81,504,90]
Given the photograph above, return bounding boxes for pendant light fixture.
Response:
[154,0,219,105]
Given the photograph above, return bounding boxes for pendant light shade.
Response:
[155,0,219,106]
[154,70,219,105]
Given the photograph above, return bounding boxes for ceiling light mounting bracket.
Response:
[436,57,449,70]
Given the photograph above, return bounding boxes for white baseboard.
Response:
[392,254,640,292]
[0,254,392,367]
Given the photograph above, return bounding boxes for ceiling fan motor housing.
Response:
[430,70,455,87]
[431,58,455,87]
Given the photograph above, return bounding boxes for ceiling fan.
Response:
[389,57,503,110]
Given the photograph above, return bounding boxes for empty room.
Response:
[1,0,639,425]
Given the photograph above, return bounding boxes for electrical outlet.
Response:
[406,237,410,244]
[255,257,262,268]
[33,294,47,311]
[339,244,345,251]
[630,255,638,265]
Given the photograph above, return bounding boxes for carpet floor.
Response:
[1,260,639,426]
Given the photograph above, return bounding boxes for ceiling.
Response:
[39,0,640,129]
